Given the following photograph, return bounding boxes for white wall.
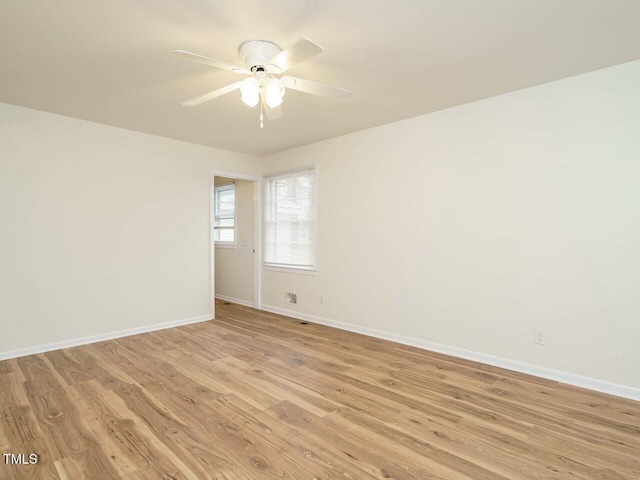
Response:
[0,103,259,356]
[214,177,255,305]
[262,60,640,391]
[1,61,638,395]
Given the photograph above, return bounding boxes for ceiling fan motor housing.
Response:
[238,40,281,71]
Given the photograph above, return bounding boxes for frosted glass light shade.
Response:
[240,77,260,107]
[264,78,285,108]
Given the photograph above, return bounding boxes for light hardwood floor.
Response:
[0,300,639,479]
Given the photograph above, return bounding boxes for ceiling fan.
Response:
[169,38,351,127]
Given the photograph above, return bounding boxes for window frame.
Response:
[263,166,318,273]
[213,182,236,249]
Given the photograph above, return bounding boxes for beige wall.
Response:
[1,60,638,395]
[0,102,259,356]
[261,60,640,390]
[214,177,255,305]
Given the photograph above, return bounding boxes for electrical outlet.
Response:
[319,296,324,304]
[285,292,297,305]
[534,328,546,345]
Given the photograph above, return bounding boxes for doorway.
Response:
[211,171,260,319]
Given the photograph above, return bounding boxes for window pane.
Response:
[218,218,234,227]
[264,169,316,268]
[218,227,234,243]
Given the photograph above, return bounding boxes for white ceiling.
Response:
[1,0,639,156]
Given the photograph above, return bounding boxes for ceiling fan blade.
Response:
[266,104,284,121]
[266,38,323,73]
[181,82,241,107]
[269,105,284,120]
[281,76,351,100]
[169,50,249,74]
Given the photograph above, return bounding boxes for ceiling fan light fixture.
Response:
[172,38,352,121]
[264,78,285,108]
[240,77,260,107]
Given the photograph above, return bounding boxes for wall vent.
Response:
[285,292,297,305]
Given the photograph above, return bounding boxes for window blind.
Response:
[264,168,316,269]
[214,184,235,243]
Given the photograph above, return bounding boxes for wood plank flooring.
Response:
[1,300,639,479]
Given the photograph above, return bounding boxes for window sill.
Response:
[264,264,317,275]
[215,243,237,250]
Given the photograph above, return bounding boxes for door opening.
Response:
[210,171,260,319]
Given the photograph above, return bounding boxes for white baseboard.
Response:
[215,294,255,308]
[0,314,213,361]
[259,304,640,401]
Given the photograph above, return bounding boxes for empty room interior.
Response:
[1,1,639,479]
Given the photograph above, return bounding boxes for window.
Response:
[214,183,235,246]
[264,168,316,270]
